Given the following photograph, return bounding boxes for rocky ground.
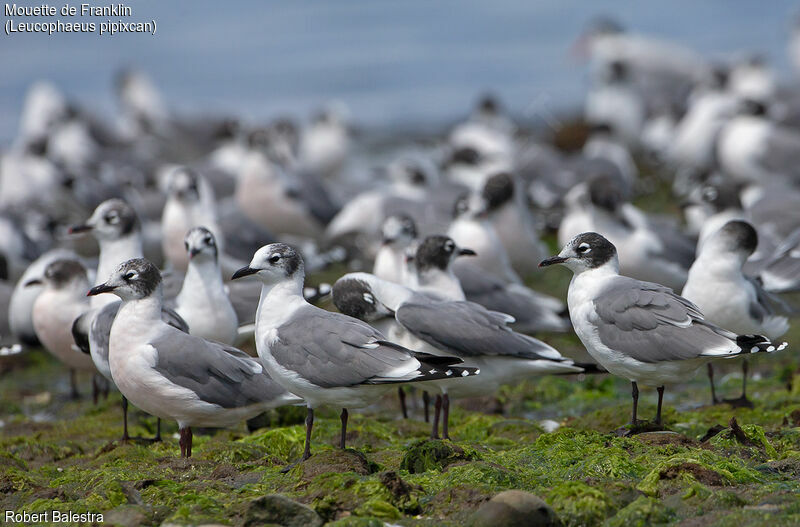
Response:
[2,169,800,526]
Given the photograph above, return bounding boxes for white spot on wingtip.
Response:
[767,345,775,352]
[475,369,481,375]
[750,346,759,353]
[461,370,469,377]
[429,369,437,374]
[445,370,453,376]
[778,342,788,350]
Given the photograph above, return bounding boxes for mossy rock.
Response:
[605,496,676,527]
[468,490,558,527]
[243,494,323,527]
[298,449,372,480]
[400,440,476,473]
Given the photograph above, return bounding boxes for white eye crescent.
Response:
[362,293,375,304]
[577,242,591,254]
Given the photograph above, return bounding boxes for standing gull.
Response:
[170,227,238,345]
[232,243,475,467]
[682,221,790,406]
[89,258,300,458]
[332,272,586,439]
[29,258,98,399]
[540,232,786,429]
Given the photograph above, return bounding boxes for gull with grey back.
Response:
[540,232,786,430]
[232,243,477,468]
[89,258,300,458]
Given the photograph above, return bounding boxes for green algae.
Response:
[545,481,615,526]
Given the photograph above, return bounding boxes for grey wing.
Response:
[396,301,563,361]
[89,302,121,370]
[593,277,738,363]
[270,306,422,388]
[71,310,93,354]
[295,168,341,225]
[455,262,567,332]
[162,306,189,333]
[745,275,795,317]
[151,328,290,408]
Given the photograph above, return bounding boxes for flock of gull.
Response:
[3,18,800,465]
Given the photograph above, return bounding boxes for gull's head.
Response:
[332,273,394,322]
[540,232,618,274]
[166,166,201,203]
[26,258,88,291]
[704,220,758,260]
[232,243,304,284]
[69,198,139,241]
[184,226,218,262]
[381,214,417,247]
[482,172,515,213]
[415,235,476,273]
[88,258,161,301]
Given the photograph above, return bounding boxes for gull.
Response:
[540,232,786,429]
[69,198,187,441]
[332,272,585,439]
[682,220,790,406]
[447,190,520,284]
[373,213,418,285]
[232,243,475,466]
[28,258,98,399]
[170,227,238,345]
[160,166,223,273]
[479,172,548,277]
[88,258,300,458]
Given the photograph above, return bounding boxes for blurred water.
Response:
[0,0,797,142]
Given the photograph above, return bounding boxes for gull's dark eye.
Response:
[204,236,213,245]
[269,254,281,264]
[105,212,120,224]
[123,271,135,280]
[577,243,591,254]
[444,241,455,253]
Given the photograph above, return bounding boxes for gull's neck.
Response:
[415,266,465,301]
[176,257,227,306]
[256,273,307,329]
[116,286,164,327]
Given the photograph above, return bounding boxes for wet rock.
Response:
[298,448,371,480]
[468,490,557,527]
[399,439,474,473]
[378,470,422,514]
[104,505,148,527]
[242,494,323,527]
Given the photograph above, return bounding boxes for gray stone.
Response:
[243,494,323,527]
[468,490,557,527]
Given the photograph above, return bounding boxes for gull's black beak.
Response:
[87,283,116,296]
[381,237,395,246]
[68,224,92,234]
[231,266,258,280]
[189,248,201,259]
[24,278,42,287]
[539,256,568,267]
[458,248,477,256]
